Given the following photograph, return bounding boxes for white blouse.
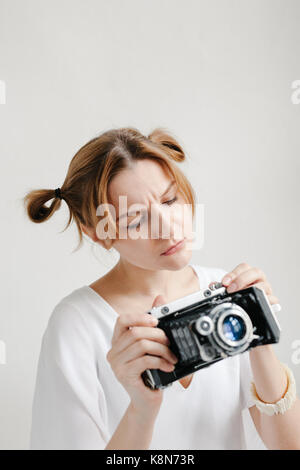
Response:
[30,263,267,450]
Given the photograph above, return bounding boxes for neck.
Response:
[111,259,191,300]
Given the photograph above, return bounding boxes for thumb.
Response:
[152,294,167,308]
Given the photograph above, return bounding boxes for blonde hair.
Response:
[23,127,196,252]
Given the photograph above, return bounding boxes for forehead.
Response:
[108,160,173,211]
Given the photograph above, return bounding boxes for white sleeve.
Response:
[30,301,110,450]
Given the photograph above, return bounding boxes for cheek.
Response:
[114,237,154,258]
[172,202,193,238]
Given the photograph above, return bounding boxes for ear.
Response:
[80,223,113,250]
[80,223,99,244]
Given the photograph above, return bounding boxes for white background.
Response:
[0,0,299,449]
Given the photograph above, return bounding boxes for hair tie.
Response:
[54,187,63,200]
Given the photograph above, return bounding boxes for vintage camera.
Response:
[141,282,281,389]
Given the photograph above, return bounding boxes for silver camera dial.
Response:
[195,316,214,336]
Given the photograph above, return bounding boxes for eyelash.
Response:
[128,196,178,229]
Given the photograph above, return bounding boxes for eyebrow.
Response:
[116,180,176,222]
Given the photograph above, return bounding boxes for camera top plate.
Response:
[146,282,227,320]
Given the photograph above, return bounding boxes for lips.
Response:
[161,239,185,256]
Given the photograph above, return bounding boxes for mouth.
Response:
[161,239,185,256]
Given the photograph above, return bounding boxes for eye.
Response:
[127,196,178,229]
[128,221,141,229]
[128,215,145,230]
[163,196,178,206]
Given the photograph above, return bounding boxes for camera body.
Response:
[141,282,281,390]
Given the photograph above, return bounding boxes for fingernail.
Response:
[227,283,237,293]
[222,276,232,286]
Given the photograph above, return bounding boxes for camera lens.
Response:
[222,315,246,342]
[209,302,253,353]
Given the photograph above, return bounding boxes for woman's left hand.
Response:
[220,262,280,306]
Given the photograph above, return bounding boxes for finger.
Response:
[267,294,280,306]
[253,281,273,296]
[113,325,170,357]
[112,312,158,345]
[111,293,167,344]
[222,262,252,286]
[126,355,176,375]
[115,339,178,366]
[152,294,167,308]
[227,267,266,293]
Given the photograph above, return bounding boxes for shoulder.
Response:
[42,286,100,355]
[47,287,89,333]
[43,286,112,356]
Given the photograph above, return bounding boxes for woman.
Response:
[24,127,300,450]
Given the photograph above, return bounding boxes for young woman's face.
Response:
[105,159,194,271]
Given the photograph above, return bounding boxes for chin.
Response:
[160,252,191,270]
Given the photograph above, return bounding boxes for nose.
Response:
[150,203,184,241]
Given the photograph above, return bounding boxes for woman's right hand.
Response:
[106,295,178,416]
